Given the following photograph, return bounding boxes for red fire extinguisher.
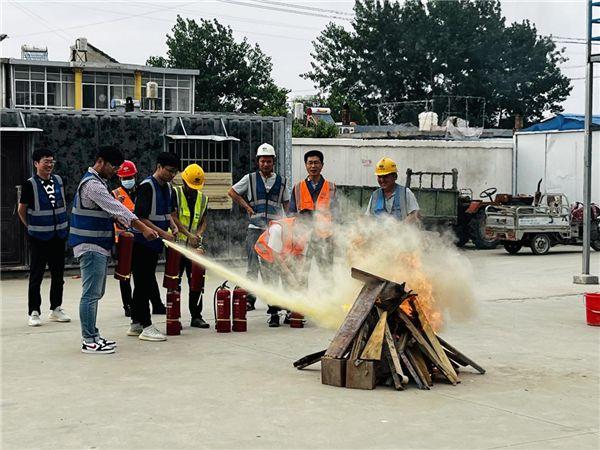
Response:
[190,262,205,293]
[166,290,182,336]
[232,286,247,332]
[163,247,181,290]
[289,312,304,328]
[213,281,231,333]
[114,232,134,281]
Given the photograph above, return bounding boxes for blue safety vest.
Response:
[68,170,114,250]
[26,174,69,241]
[134,176,172,253]
[248,171,286,229]
[369,184,408,220]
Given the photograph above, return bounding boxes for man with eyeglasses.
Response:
[128,152,180,342]
[18,149,70,327]
[69,146,159,354]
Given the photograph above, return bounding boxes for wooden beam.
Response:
[321,357,347,387]
[399,350,427,390]
[377,308,409,385]
[412,299,459,383]
[437,335,486,374]
[361,311,387,360]
[325,282,385,358]
[405,347,431,389]
[293,350,326,370]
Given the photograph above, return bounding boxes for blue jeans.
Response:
[79,251,108,343]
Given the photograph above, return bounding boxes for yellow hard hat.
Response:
[181,163,205,190]
[374,157,398,176]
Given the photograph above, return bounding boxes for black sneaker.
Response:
[81,341,115,354]
[283,313,291,325]
[190,317,210,329]
[268,314,280,328]
[152,303,167,315]
[246,296,256,311]
[98,337,117,348]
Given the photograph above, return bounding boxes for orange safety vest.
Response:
[112,187,135,242]
[294,179,335,238]
[254,218,307,264]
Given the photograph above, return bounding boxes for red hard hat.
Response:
[117,160,137,177]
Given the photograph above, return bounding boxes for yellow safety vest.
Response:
[174,185,208,243]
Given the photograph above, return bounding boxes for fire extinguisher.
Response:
[232,286,247,332]
[213,281,231,333]
[163,247,181,290]
[166,290,182,336]
[190,262,205,293]
[289,312,304,329]
[114,231,134,281]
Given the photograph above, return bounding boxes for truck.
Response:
[484,193,600,255]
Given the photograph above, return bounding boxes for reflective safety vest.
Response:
[111,187,135,242]
[368,184,408,220]
[294,178,335,238]
[254,217,307,264]
[134,176,172,253]
[26,174,68,241]
[248,171,286,229]
[174,185,208,244]
[68,170,114,250]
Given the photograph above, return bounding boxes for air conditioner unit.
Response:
[75,38,88,52]
[146,82,159,99]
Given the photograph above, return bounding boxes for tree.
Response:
[304,0,572,126]
[148,16,289,116]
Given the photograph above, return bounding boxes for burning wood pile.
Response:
[294,268,485,390]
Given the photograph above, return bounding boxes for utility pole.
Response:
[574,0,599,285]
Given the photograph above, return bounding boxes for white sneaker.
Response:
[28,311,42,327]
[81,341,115,354]
[98,337,117,348]
[127,323,143,336]
[139,325,167,342]
[49,307,71,322]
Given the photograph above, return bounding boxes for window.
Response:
[168,139,232,172]
[13,65,75,109]
[141,73,193,113]
[82,72,109,110]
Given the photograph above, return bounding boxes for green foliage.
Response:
[304,0,572,126]
[147,16,289,115]
[292,119,339,138]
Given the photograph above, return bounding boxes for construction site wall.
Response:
[292,138,513,203]
[515,130,600,204]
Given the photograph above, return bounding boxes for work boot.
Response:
[191,317,210,329]
[152,303,167,315]
[268,313,280,328]
[246,295,256,311]
[283,312,291,325]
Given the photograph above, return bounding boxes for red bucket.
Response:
[585,293,600,326]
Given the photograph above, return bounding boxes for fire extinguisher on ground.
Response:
[213,281,231,333]
[166,290,182,336]
[232,286,247,332]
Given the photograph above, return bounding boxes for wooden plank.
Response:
[360,311,387,360]
[412,299,459,383]
[399,351,427,390]
[351,267,391,285]
[321,357,346,387]
[381,345,404,390]
[349,323,370,361]
[293,350,326,370]
[345,360,376,390]
[325,282,385,358]
[398,310,457,385]
[405,347,431,389]
[437,335,486,374]
[377,308,409,385]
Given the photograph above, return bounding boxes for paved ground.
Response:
[1,246,599,450]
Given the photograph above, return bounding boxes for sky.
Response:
[0,0,594,116]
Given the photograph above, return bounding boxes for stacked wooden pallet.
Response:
[294,268,485,390]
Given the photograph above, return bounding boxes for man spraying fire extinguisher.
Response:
[171,163,210,329]
[254,210,314,327]
[112,160,166,317]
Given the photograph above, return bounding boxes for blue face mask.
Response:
[121,179,135,190]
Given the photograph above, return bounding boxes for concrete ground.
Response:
[1,246,599,450]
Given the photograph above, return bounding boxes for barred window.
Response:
[168,139,232,173]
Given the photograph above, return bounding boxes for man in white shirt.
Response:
[227,143,290,311]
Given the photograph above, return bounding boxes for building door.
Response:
[1,132,28,267]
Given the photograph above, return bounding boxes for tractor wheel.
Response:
[470,210,498,250]
[503,242,523,254]
[454,225,470,247]
[530,233,551,255]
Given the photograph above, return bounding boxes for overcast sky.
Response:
[0,1,594,115]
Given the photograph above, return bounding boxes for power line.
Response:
[216,0,351,21]
[247,0,353,18]
[10,0,71,43]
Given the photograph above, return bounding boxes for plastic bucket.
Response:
[585,293,600,326]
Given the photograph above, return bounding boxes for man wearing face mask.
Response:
[69,146,159,354]
[112,160,166,317]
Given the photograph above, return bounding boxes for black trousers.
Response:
[28,236,65,315]
[119,277,163,311]
[178,257,204,319]
[131,242,160,328]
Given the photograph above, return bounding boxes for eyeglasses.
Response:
[164,166,179,174]
[39,159,55,165]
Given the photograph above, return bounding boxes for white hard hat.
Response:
[256,143,276,157]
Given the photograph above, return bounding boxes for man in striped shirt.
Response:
[69,147,158,354]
